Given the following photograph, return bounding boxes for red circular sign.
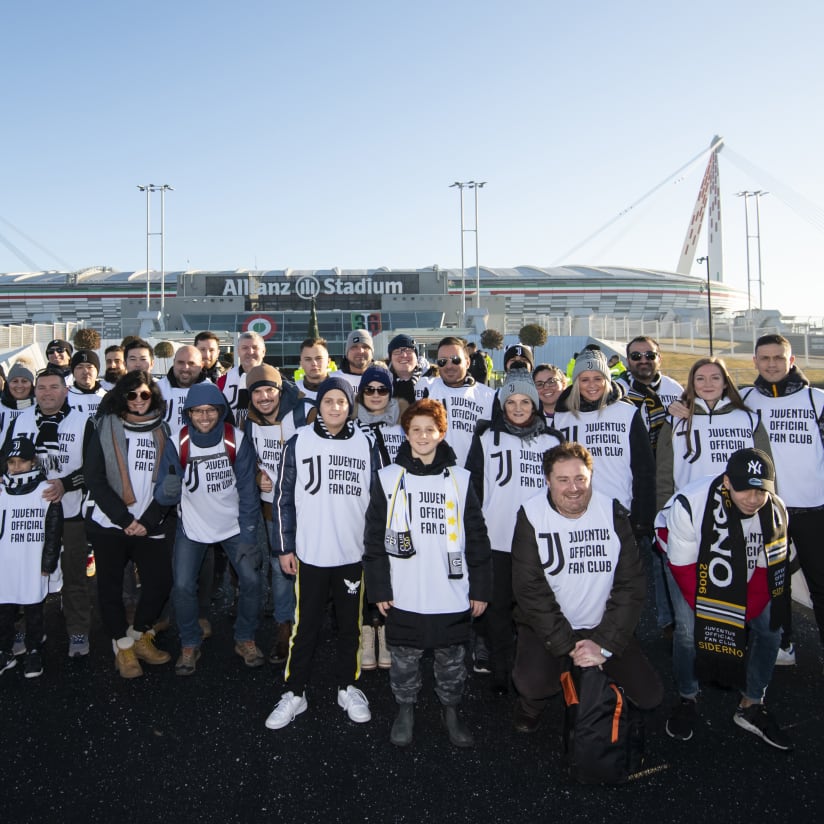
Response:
[242,314,278,339]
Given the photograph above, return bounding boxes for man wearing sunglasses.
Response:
[616,335,683,636]
[45,339,73,383]
[423,337,494,466]
[2,366,96,658]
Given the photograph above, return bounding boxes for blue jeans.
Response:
[640,535,674,629]
[266,520,296,624]
[172,526,262,648]
[667,566,780,702]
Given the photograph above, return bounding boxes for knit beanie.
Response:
[71,350,100,373]
[346,329,374,352]
[504,344,534,369]
[572,350,611,383]
[358,365,393,396]
[498,371,540,410]
[246,363,283,393]
[316,376,355,415]
[387,334,416,355]
[7,361,35,384]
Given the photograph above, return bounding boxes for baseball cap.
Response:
[725,448,776,494]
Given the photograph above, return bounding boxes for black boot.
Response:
[390,703,415,747]
[441,705,474,748]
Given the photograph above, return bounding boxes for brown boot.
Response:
[114,638,143,679]
[269,621,293,664]
[132,630,172,665]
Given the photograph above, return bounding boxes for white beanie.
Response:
[572,350,611,383]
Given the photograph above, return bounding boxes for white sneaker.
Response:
[337,685,371,723]
[775,643,796,666]
[265,691,308,730]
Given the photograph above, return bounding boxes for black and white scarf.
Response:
[34,402,70,468]
[695,475,788,687]
[624,377,666,451]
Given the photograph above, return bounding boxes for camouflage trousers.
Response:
[389,643,467,707]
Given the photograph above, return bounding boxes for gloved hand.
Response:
[161,466,182,500]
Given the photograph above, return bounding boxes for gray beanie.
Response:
[498,371,540,410]
[7,361,35,384]
[572,350,611,383]
[346,329,373,352]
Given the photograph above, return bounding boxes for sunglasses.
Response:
[47,347,67,355]
[629,351,658,362]
[437,356,463,367]
[363,385,390,396]
[534,379,561,389]
[126,390,152,401]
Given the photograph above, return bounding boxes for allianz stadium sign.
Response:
[221,275,404,300]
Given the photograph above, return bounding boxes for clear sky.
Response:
[3,1,823,317]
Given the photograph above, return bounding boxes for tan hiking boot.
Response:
[133,631,172,665]
[115,638,143,679]
[361,624,377,670]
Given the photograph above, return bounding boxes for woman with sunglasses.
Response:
[354,365,408,669]
[531,364,567,425]
[553,350,655,539]
[656,357,772,510]
[83,370,174,678]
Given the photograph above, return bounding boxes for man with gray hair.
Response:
[217,331,265,427]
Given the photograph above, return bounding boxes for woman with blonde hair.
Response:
[656,356,772,510]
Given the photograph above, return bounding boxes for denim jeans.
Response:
[667,566,781,702]
[266,521,296,624]
[640,535,674,629]
[172,526,262,648]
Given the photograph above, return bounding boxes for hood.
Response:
[182,382,232,428]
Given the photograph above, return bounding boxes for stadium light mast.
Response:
[449,182,468,315]
[697,255,714,356]
[137,184,174,322]
[467,181,486,309]
[736,190,768,311]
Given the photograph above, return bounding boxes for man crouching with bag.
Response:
[511,441,663,781]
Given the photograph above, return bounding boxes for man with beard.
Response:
[157,345,208,437]
[101,346,127,390]
[332,329,375,389]
[195,331,225,382]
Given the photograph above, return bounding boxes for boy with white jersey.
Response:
[657,448,792,750]
[0,436,63,679]
[423,336,495,466]
[740,333,824,664]
[154,382,262,675]
[4,366,95,658]
[266,377,381,730]
[364,399,492,747]
[242,362,315,664]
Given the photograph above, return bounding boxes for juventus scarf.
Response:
[624,379,666,451]
[695,475,788,687]
[34,402,70,466]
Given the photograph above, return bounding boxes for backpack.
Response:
[178,423,237,469]
[560,663,644,784]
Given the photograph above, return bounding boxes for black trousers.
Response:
[88,524,173,640]
[789,507,824,647]
[512,623,663,715]
[0,602,44,652]
[284,560,364,695]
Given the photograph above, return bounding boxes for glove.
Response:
[161,467,182,500]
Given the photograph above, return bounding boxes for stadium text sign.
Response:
[221,276,404,300]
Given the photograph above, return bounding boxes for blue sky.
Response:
[3,1,823,316]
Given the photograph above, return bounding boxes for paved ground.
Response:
[3,579,823,824]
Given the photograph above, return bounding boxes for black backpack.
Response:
[560,663,644,784]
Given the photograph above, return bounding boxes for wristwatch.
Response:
[599,647,613,659]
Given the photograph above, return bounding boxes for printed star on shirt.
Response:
[446,501,455,510]
[448,532,458,542]
[447,516,456,526]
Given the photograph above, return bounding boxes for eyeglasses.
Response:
[392,348,415,356]
[534,379,561,389]
[189,406,220,416]
[629,351,658,362]
[437,356,463,367]
[47,347,67,355]
[126,390,152,401]
[363,385,390,396]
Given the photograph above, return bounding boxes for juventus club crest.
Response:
[303,455,322,495]
[538,532,565,576]
[491,450,513,486]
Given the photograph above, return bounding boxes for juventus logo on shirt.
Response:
[491,450,513,486]
[539,532,565,576]
[303,455,322,495]
[0,511,5,540]
[676,428,703,463]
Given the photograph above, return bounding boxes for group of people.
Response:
[0,327,820,757]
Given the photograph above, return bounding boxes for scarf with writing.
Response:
[695,475,788,687]
[624,378,666,451]
[34,402,70,468]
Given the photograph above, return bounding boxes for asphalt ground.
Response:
[2,575,823,824]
